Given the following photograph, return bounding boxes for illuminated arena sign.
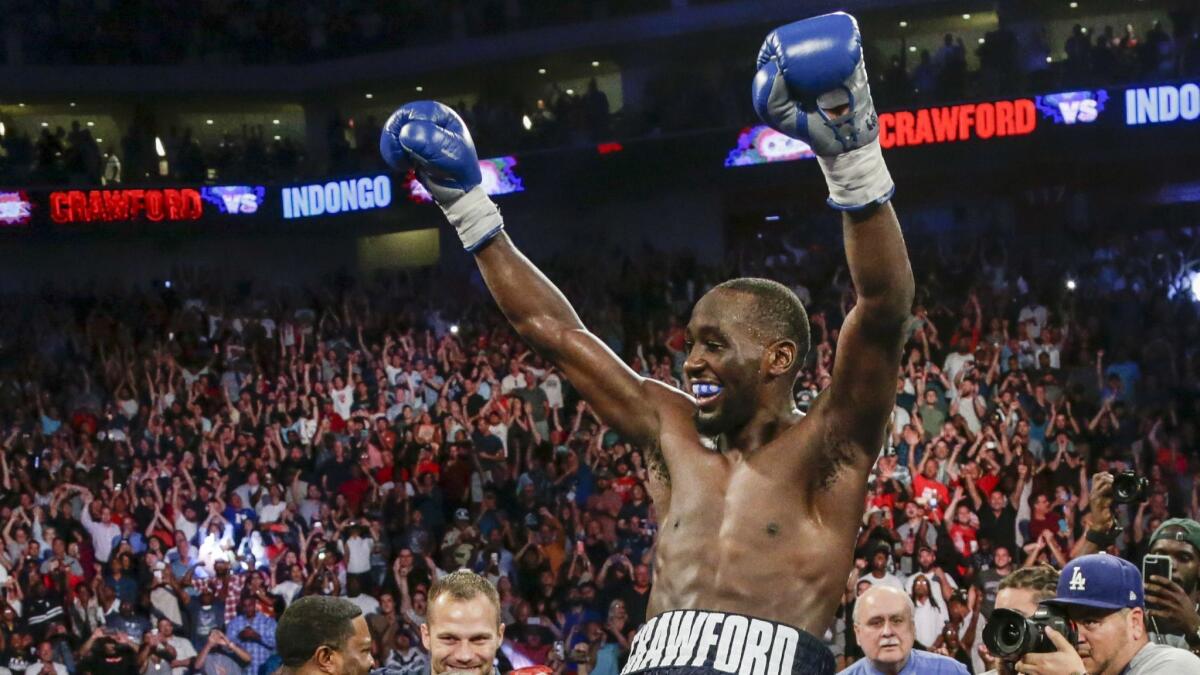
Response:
[1035,90,1109,125]
[724,126,815,166]
[281,175,392,219]
[1125,83,1200,126]
[406,156,525,204]
[878,99,1037,148]
[0,191,32,226]
[201,185,266,214]
[49,188,202,223]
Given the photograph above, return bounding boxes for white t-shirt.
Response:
[912,598,949,649]
[540,374,563,409]
[167,636,197,675]
[173,515,198,544]
[862,572,905,591]
[943,352,974,384]
[340,536,373,574]
[272,581,302,606]
[1018,304,1048,338]
[331,385,354,419]
[347,593,381,617]
[500,373,526,395]
[257,501,286,524]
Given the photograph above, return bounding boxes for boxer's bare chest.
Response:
[640,422,868,634]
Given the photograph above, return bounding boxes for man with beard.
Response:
[276,597,374,675]
[381,11,913,675]
[1143,518,1200,652]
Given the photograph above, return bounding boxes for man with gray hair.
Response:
[838,585,968,674]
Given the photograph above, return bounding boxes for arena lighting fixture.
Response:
[538,68,546,74]
[1070,2,1078,7]
[18,102,25,107]
[909,46,917,52]
[566,88,575,95]
[415,85,423,92]
[979,38,986,44]
[273,135,281,140]
[522,115,533,130]
[1046,56,1053,63]
[272,119,280,125]
[0,122,5,136]
[69,102,76,107]
[450,324,459,335]
[365,93,373,99]
[963,14,971,20]
[1066,279,1077,291]
[40,122,48,127]
[206,119,214,125]
[154,136,166,157]
[591,61,600,67]
[1169,269,1200,302]
[764,215,781,222]
[96,138,103,143]
[899,20,908,28]
[86,121,94,127]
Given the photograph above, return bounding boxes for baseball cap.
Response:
[1044,553,1144,611]
[454,508,470,522]
[1150,518,1200,554]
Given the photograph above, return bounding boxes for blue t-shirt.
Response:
[837,649,969,675]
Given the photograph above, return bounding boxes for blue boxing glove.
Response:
[380,101,503,252]
[752,12,894,210]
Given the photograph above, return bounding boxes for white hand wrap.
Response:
[816,138,896,211]
[439,186,504,252]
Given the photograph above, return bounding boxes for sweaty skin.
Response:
[469,202,913,636]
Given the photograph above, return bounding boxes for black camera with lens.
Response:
[982,604,1076,661]
[1112,470,1149,504]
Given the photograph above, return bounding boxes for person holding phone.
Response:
[1143,519,1200,653]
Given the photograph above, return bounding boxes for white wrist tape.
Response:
[816,138,896,211]
[440,186,504,252]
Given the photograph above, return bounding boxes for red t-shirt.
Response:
[613,476,638,502]
[976,473,1000,497]
[912,475,950,519]
[339,477,371,512]
[948,523,978,558]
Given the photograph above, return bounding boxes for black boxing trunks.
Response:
[619,610,835,675]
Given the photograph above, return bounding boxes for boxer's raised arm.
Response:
[753,13,913,460]
[472,232,666,445]
[380,102,672,447]
[823,203,913,452]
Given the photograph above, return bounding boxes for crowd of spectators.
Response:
[3,7,1196,186]
[874,11,1200,104]
[0,119,306,187]
[3,0,674,66]
[0,199,1196,675]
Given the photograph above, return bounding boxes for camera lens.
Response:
[983,609,1035,659]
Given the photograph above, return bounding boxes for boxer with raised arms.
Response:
[380,12,912,675]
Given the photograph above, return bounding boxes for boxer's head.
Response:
[685,278,808,436]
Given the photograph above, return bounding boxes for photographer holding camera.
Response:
[980,565,1059,675]
[1070,471,1149,560]
[1007,554,1199,674]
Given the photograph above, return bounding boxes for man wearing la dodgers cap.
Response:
[1012,553,1200,675]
